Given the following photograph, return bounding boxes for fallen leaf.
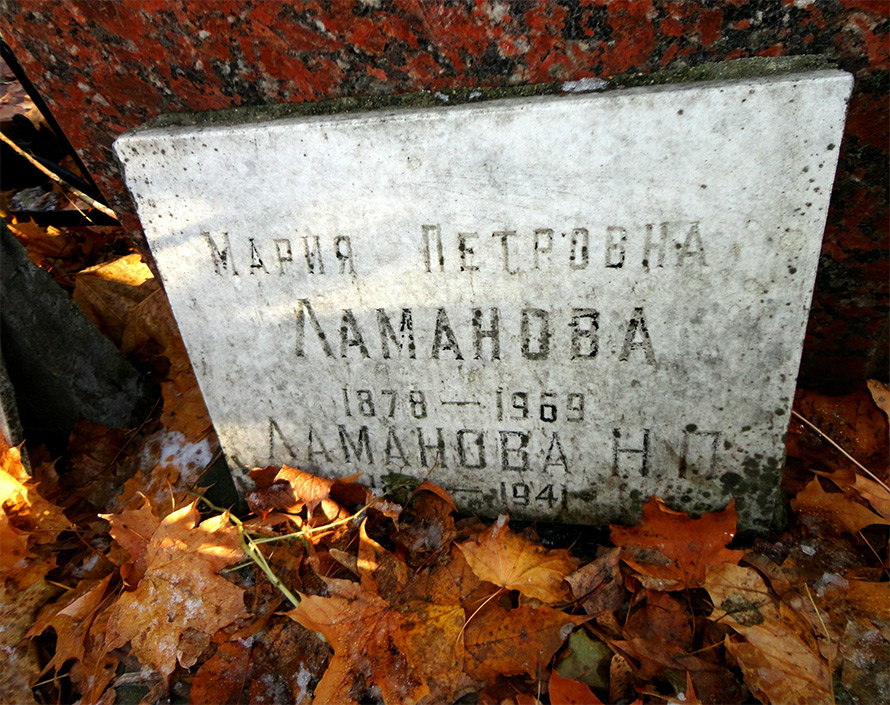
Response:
[0,443,69,700]
[457,516,579,603]
[838,612,890,705]
[413,480,457,511]
[704,565,832,705]
[69,600,118,704]
[246,465,363,524]
[554,629,612,692]
[1,440,69,588]
[1,441,69,543]
[287,548,469,705]
[102,499,161,586]
[703,563,777,626]
[549,669,604,705]
[463,602,586,682]
[791,477,889,534]
[565,547,624,616]
[105,503,246,681]
[358,520,408,595]
[111,463,186,515]
[28,575,113,679]
[397,481,457,555]
[245,617,331,705]
[190,640,251,705]
[813,576,890,688]
[867,379,890,422]
[788,388,889,477]
[815,467,890,521]
[610,498,743,590]
[725,619,832,705]
[820,578,890,629]
[615,590,692,679]
[667,672,704,705]
[72,253,157,346]
[247,464,336,517]
[7,220,78,276]
[160,376,213,443]
[0,578,58,705]
[613,590,743,704]
[609,653,636,704]
[119,287,183,372]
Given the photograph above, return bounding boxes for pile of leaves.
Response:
[1,217,888,705]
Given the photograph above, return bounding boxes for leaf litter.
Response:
[1,220,888,705]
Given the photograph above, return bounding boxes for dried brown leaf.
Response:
[105,503,246,680]
[611,498,743,590]
[791,477,889,534]
[457,516,579,603]
[72,254,157,345]
[464,602,585,682]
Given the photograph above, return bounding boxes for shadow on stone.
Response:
[0,222,154,452]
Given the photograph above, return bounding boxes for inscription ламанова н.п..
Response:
[115,68,852,532]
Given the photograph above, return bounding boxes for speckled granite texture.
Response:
[0,0,886,391]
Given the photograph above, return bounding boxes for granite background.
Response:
[0,0,886,391]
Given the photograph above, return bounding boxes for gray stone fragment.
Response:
[0,354,23,446]
[0,222,152,438]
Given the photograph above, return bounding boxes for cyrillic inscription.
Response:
[117,70,853,531]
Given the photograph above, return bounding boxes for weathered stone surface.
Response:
[1,1,886,392]
[0,356,24,447]
[116,69,851,531]
[0,224,152,442]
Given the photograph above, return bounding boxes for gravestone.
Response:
[115,67,852,532]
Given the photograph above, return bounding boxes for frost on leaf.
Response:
[104,502,246,680]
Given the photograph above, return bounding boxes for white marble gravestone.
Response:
[115,68,852,531]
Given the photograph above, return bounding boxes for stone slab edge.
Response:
[131,55,835,134]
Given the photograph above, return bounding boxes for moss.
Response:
[142,82,563,131]
[140,56,838,132]
[609,55,836,89]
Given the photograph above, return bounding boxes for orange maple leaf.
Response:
[549,669,605,705]
[247,465,364,523]
[189,640,251,705]
[565,547,624,617]
[28,575,113,679]
[101,499,161,586]
[815,467,890,521]
[396,481,457,554]
[703,563,834,705]
[72,253,157,346]
[287,526,469,705]
[104,503,246,680]
[457,516,579,603]
[1,441,69,588]
[463,602,586,682]
[791,477,889,534]
[725,619,832,705]
[610,497,744,590]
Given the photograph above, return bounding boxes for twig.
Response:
[193,495,301,608]
[804,583,836,705]
[251,495,382,544]
[791,409,890,493]
[456,587,503,648]
[0,132,117,219]
[858,530,890,578]
[221,560,255,574]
